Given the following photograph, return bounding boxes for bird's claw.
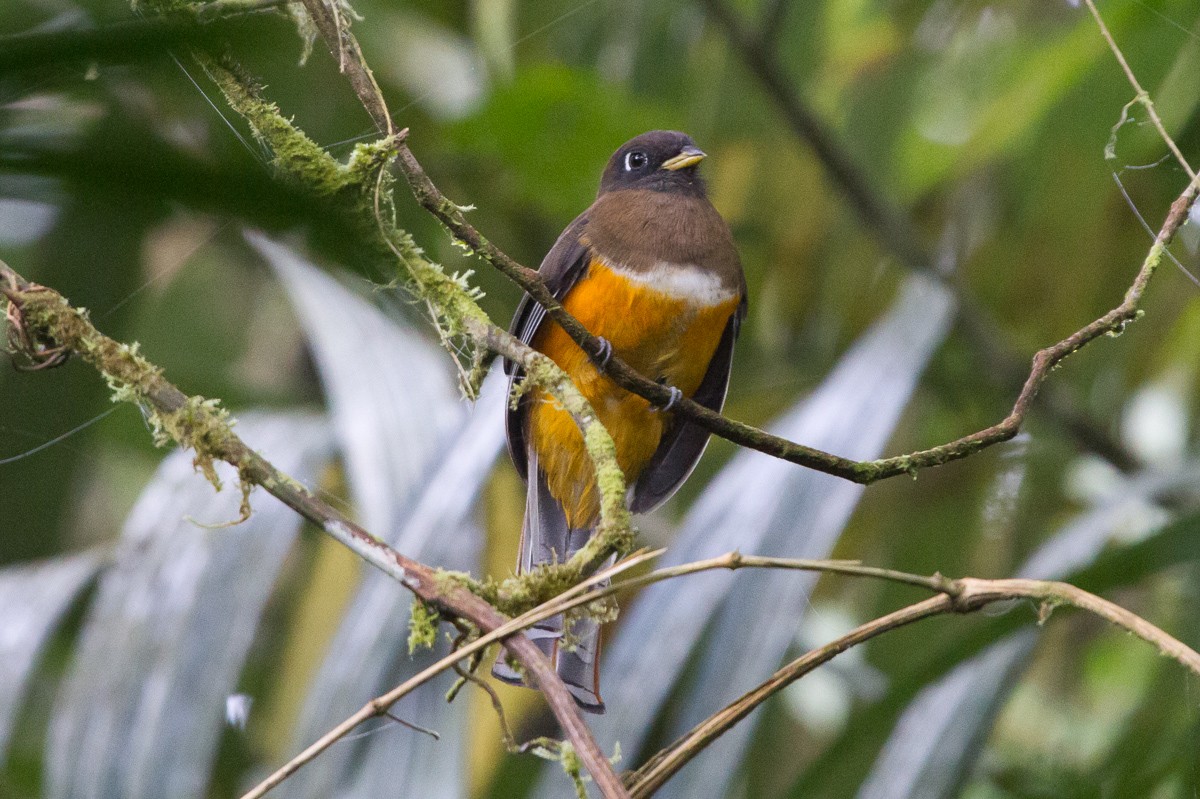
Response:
[657,385,683,412]
[591,337,614,368]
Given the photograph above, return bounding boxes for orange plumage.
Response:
[527,258,740,528]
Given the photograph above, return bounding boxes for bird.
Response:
[492,130,747,713]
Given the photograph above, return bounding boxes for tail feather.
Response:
[492,449,606,713]
[552,613,604,712]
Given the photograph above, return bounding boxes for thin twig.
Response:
[381,711,440,741]
[237,549,660,799]
[627,577,1200,796]
[451,662,520,752]
[1084,0,1198,183]
[244,550,951,795]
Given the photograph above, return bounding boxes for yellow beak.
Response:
[660,146,706,171]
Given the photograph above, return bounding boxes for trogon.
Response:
[492,130,747,713]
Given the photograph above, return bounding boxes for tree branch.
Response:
[394,136,1198,483]
[188,46,635,559]
[375,1,1199,485]
[239,549,664,799]
[235,545,1200,798]
[627,576,1200,796]
[693,0,1164,473]
[0,261,628,799]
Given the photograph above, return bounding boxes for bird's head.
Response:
[599,130,708,196]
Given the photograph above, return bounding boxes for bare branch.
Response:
[628,577,1200,796]
[235,546,1200,798]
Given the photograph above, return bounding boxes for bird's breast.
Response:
[594,255,739,307]
[526,256,740,528]
[566,257,737,379]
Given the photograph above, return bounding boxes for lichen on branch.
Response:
[183,49,635,573]
[0,258,630,799]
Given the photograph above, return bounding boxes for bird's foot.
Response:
[590,337,614,368]
[654,385,683,412]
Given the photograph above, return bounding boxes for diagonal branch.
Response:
[239,548,665,799]
[629,595,949,796]
[0,261,628,799]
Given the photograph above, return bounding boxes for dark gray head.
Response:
[598,130,708,197]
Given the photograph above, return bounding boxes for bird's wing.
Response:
[505,212,592,479]
[629,294,746,513]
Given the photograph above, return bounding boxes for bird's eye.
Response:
[624,151,648,171]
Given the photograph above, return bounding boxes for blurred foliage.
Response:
[2,0,1200,797]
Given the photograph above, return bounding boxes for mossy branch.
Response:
[190,52,633,572]
[376,43,1190,488]
[0,261,627,799]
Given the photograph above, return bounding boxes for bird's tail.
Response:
[491,451,606,714]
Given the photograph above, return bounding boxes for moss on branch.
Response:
[189,58,639,614]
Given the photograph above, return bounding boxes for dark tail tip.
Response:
[491,625,606,715]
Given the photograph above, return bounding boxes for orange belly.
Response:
[527,259,739,529]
